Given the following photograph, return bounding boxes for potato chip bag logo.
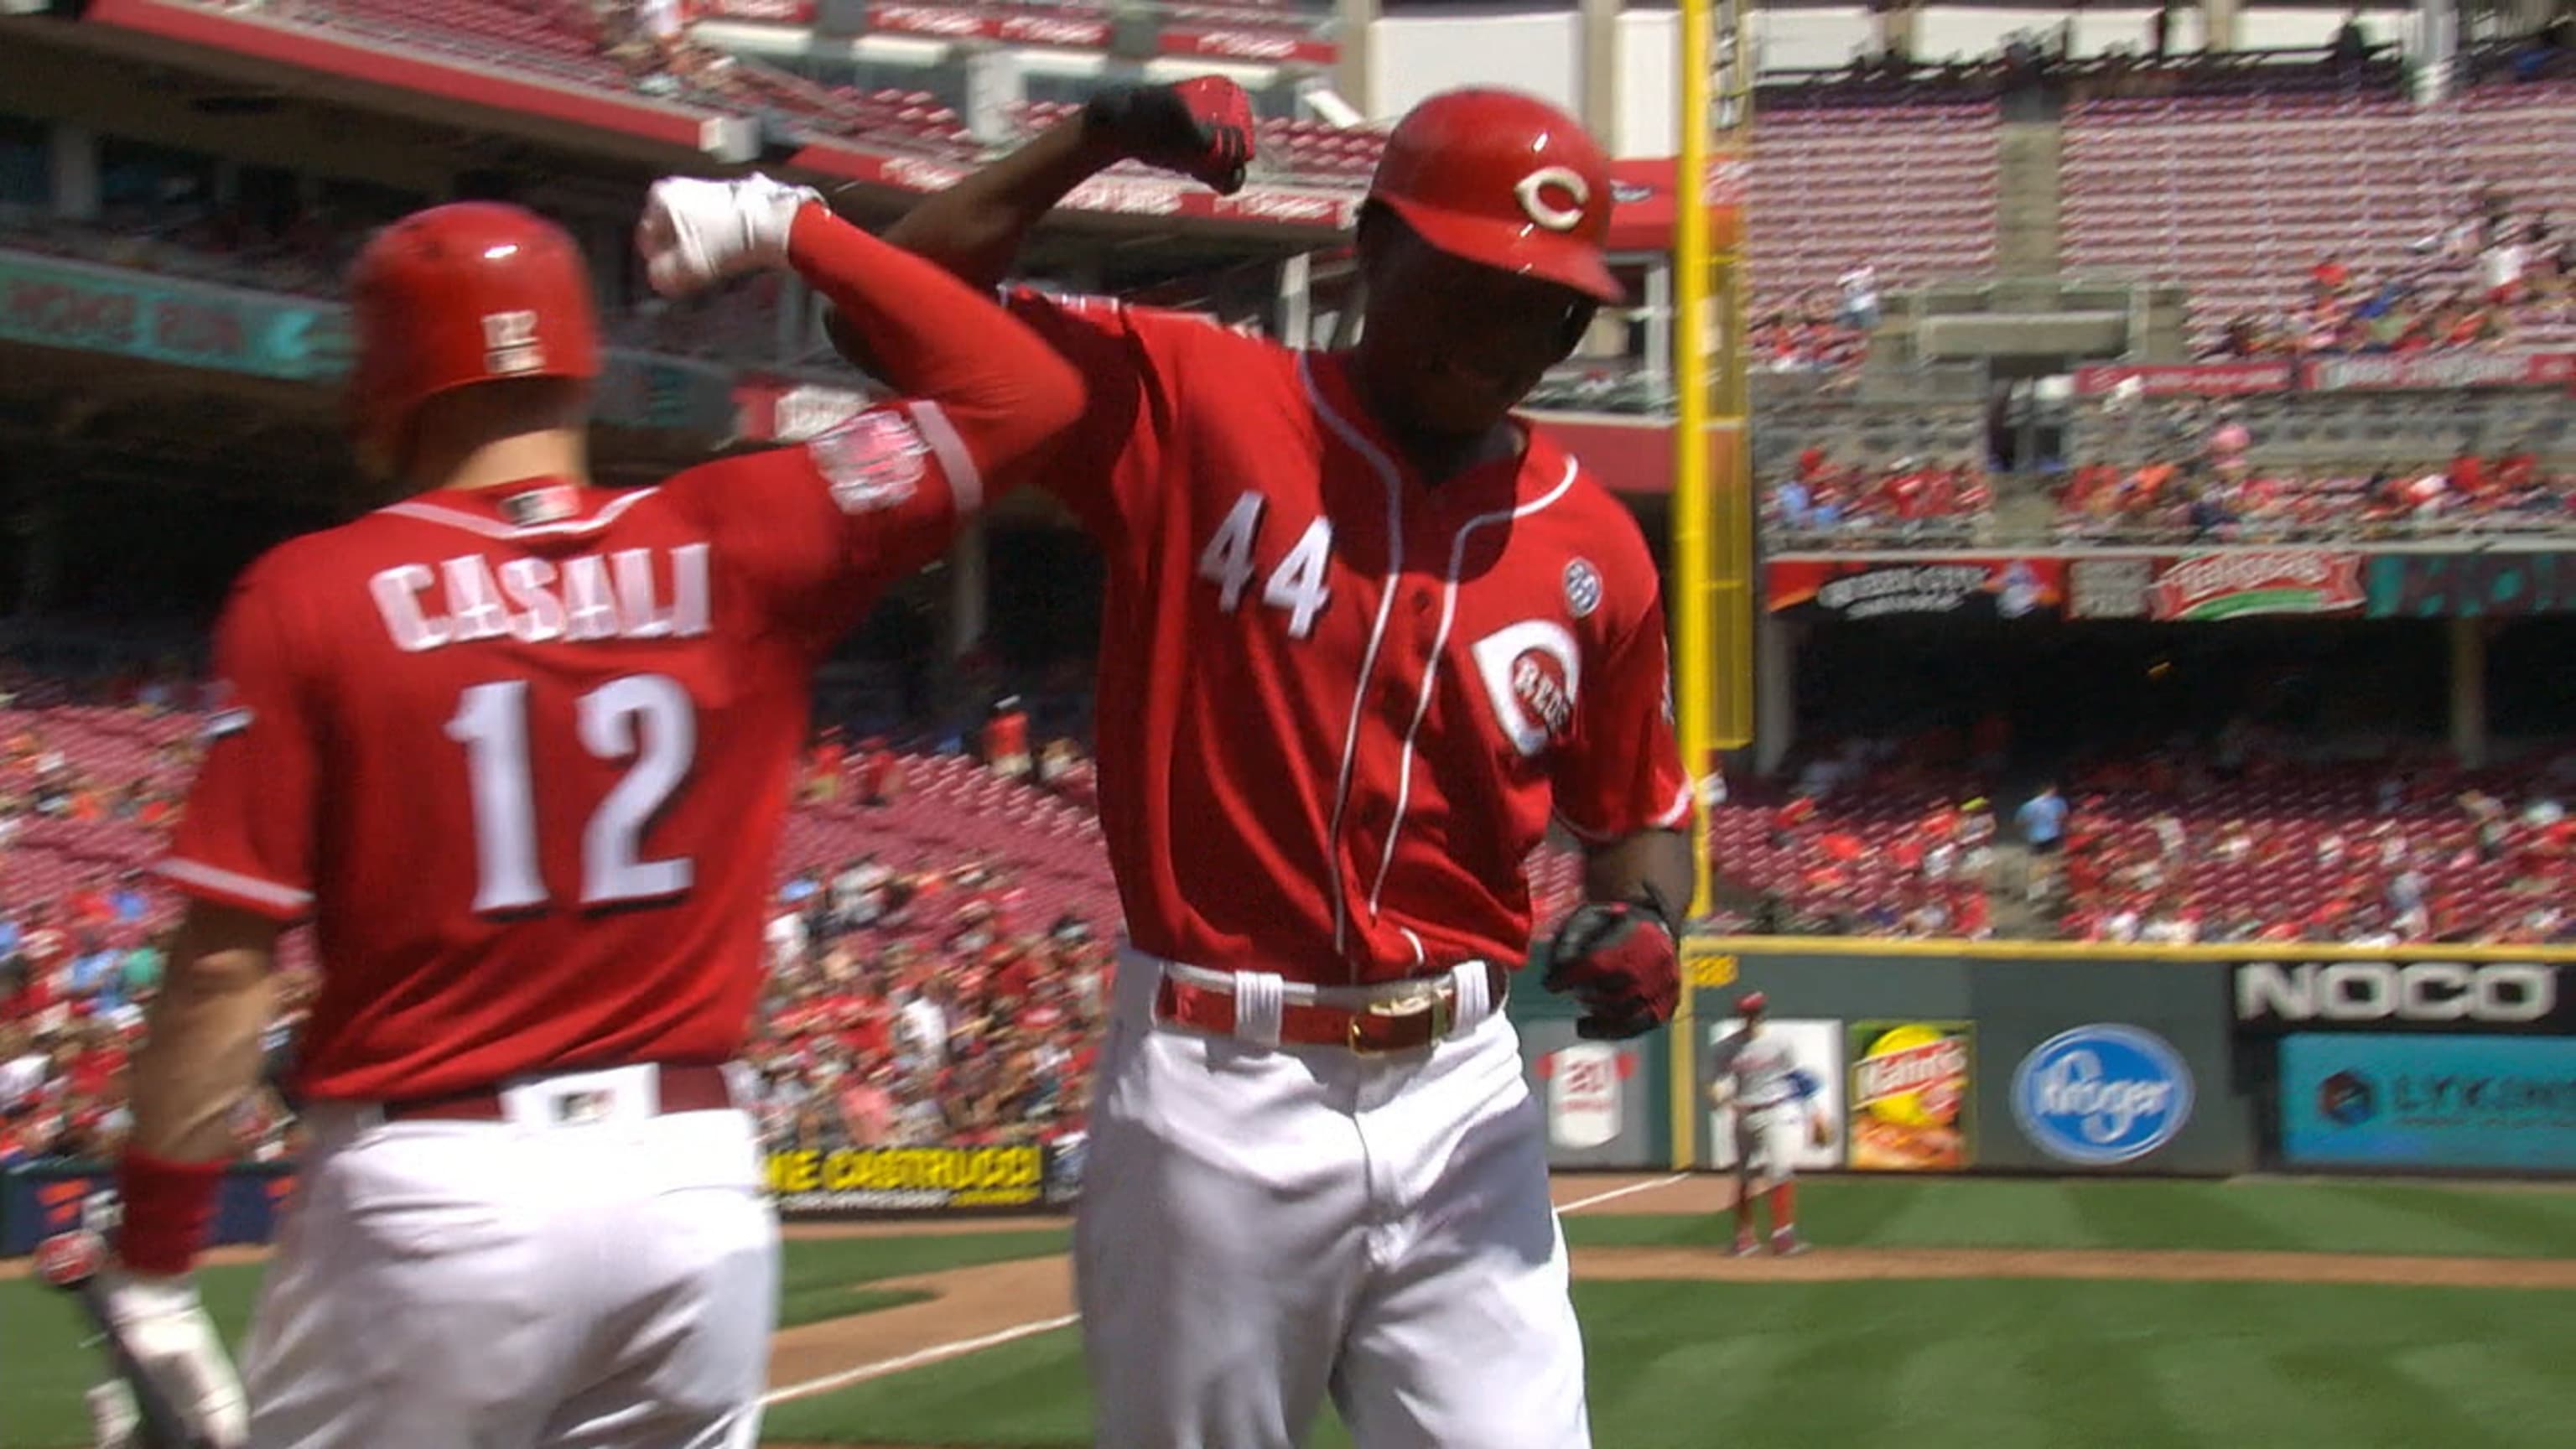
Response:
[1854,1026,1968,1126]
[1849,1022,1972,1171]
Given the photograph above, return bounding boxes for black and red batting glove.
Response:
[1083,78,1255,195]
[1542,899,1680,1041]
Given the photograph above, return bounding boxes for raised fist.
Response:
[636,172,823,297]
[1083,79,1255,195]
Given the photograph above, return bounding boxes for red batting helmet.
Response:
[1366,88,1622,304]
[1737,991,1768,1016]
[347,201,600,472]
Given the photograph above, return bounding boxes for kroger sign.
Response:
[2011,1026,2195,1166]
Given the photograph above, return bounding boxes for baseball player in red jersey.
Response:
[95,179,1080,1446]
[833,83,1692,1447]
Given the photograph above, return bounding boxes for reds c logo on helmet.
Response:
[347,202,601,475]
[1513,167,1592,233]
[1366,88,1624,304]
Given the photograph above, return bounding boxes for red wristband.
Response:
[113,1151,226,1277]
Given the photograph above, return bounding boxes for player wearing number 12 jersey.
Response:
[100,179,1080,1448]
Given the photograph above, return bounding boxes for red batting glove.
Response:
[1541,901,1680,1041]
[1082,79,1255,195]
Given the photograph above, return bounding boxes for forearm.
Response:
[127,906,280,1162]
[881,119,1125,293]
[1582,828,1693,927]
[786,204,1083,475]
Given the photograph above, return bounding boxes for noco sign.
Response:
[2233,961,2568,1034]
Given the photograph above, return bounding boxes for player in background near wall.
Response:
[1708,990,1830,1256]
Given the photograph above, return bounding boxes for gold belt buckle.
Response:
[1348,985,1452,1054]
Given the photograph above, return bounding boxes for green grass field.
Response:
[1561,1176,2576,1258]
[0,1231,1068,1449]
[762,1280,2576,1449]
[6,1180,2573,1449]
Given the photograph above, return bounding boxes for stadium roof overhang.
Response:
[44,0,1360,252]
[50,0,759,169]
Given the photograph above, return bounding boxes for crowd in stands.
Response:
[1751,278,1877,382]
[747,855,1108,1155]
[1735,731,2576,948]
[13,631,2576,1168]
[2052,745,2576,948]
[752,698,1109,1156]
[1766,445,1997,545]
[2205,183,2576,362]
[2055,395,2572,544]
[0,659,1115,1168]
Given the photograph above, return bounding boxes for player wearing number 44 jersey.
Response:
[100,181,1081,1447]
[834,81,1692,1447]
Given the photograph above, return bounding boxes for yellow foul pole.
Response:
[1674,0,1716,926]
[1668,0,1713,1171]
[1670,0,1754,1170]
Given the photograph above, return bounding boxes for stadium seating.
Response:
[302,0,638,91]
[1746,100,2000,310]
[2063,83,2576,350]
[2051,757,2571,943]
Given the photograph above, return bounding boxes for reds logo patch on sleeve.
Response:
[809,409,929,514]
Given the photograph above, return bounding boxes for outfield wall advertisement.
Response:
[2279,1034,2576,1172]
[2366,553,2576,619]
[2232,959,2570,1035]
[1676,948,2253,1175]
[1520,1013,1669,1170]
[0,1163,293,1257]
[761,1144,1083,1216]
[1849,1021,1975,1171]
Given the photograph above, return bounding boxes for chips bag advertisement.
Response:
[1847,1021,1975,1171]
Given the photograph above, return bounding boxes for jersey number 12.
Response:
[447,673,695,913]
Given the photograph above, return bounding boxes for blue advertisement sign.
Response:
[2281,1034,2576,1171]
[2366,553,2576,619]
[2011,1025,2195,1166]
[0,248,733,434]
[0,252,347,381]
[3,1162,294,1254]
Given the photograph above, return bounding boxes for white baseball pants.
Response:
[242,1066,777,1448]
[1735,1102,1805,1189]
[1075,951,1590,1449]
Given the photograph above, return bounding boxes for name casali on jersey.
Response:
[367,545,714,652]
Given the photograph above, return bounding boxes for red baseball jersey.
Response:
[1008,290,1691,985]
[161,402,981,1102]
